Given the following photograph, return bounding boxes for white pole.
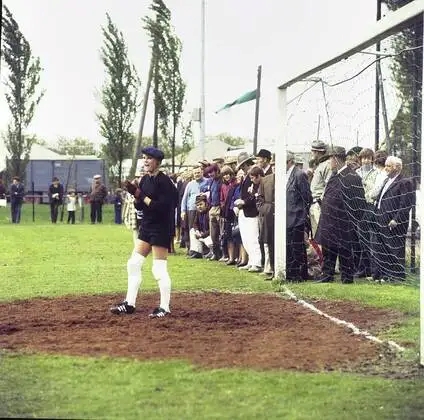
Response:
[420,12,424,367]
[274,87,287,280]
[200,0,206,159]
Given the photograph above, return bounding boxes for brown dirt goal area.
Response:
[0,292,402,372]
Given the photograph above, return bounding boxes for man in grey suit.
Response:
[286,151,312,281]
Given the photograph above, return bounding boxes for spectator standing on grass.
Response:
[235,160,263,273]
[285,151,313,282]
[225,169,247,266]
[204,163,222,261]
[309,140,332,236]
[354,148,378,279]
[315,146,366,284]
[219,166,236,263]
[89,174,108,224]
[48,177,64,224]
[256,170,275,280]
[66,190,77,224]
[10,176,24,224]
[110,146,178,318]
[371,156,415,283]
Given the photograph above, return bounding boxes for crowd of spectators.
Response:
[1,141,418,285]
[150,141,417,284]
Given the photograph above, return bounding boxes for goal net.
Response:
[275,1,424,363]
[280,9,424,285]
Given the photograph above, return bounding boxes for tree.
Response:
[1,5,44,180]
[51,137,98,156]
[382,0,421,178]
[215,133,247,147]
[97,13,140,186]
[142,0,186,171]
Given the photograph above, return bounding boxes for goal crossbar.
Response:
[279,0,424,89]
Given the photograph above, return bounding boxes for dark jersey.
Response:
[136,172,178,230]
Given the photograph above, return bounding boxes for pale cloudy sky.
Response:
[0,0,380,151]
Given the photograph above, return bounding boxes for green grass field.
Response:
[0,204,423,419]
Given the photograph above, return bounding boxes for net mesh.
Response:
[285,21,422,286]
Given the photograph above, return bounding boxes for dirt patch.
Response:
[0,292,403,372]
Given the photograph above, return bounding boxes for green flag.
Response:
[215,89,258,113]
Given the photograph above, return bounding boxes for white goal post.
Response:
[274,0,424,366]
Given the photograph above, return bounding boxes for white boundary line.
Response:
[281,286,405,353]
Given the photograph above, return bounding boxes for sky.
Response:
[0,0,382,152]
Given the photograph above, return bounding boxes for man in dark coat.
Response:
[48,177,64,223]
[256,172,275,278]
[10,176,25,223]
[286,151,313,281]
[372,156,415,282]
[315,146,366,283]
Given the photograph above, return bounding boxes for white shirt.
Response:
[377,173,399,209]
[67,195,77,211]
[286,165,295,186]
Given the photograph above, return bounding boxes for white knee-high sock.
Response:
[125,253,145,306]
[152,259,171,312]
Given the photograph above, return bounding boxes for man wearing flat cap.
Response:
[314,146,366,284]
[212,157,225,169]
[89,174,107,224]
[309,140,332,236]
[111,146,178,318]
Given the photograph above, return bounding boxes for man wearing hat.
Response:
[111,146,178,318]
[314,146,366,284]
[309,140,332,236]
[48,176,64,223]
[89,174,108,224]
[212,157,225,169]
[285,151,312,281]
[223,156,238,172]
[255,149,273,176]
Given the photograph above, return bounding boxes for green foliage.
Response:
[97,13,140,187]
[1,5,44,180]
[144,0,186,170]
[382,0,422,178]
[50,136,98,156]
[216,133,248,147]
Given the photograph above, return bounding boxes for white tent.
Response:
[0,142,64,171]
[163,138,236,168]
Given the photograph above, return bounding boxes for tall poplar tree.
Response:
[97,13,140,185]
[1,5,44,179]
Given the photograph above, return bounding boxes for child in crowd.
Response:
[66,189,77,224]
[189,194,212,259]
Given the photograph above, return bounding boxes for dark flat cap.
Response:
[311,140,327,152]
[141,146,165,161]
[256,149,272,160]
[328,146,346,157]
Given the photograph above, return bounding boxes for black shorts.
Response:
[138,226,171,249]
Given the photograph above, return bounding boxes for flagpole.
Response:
[253,65,262,155]
[200,0,206,159]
